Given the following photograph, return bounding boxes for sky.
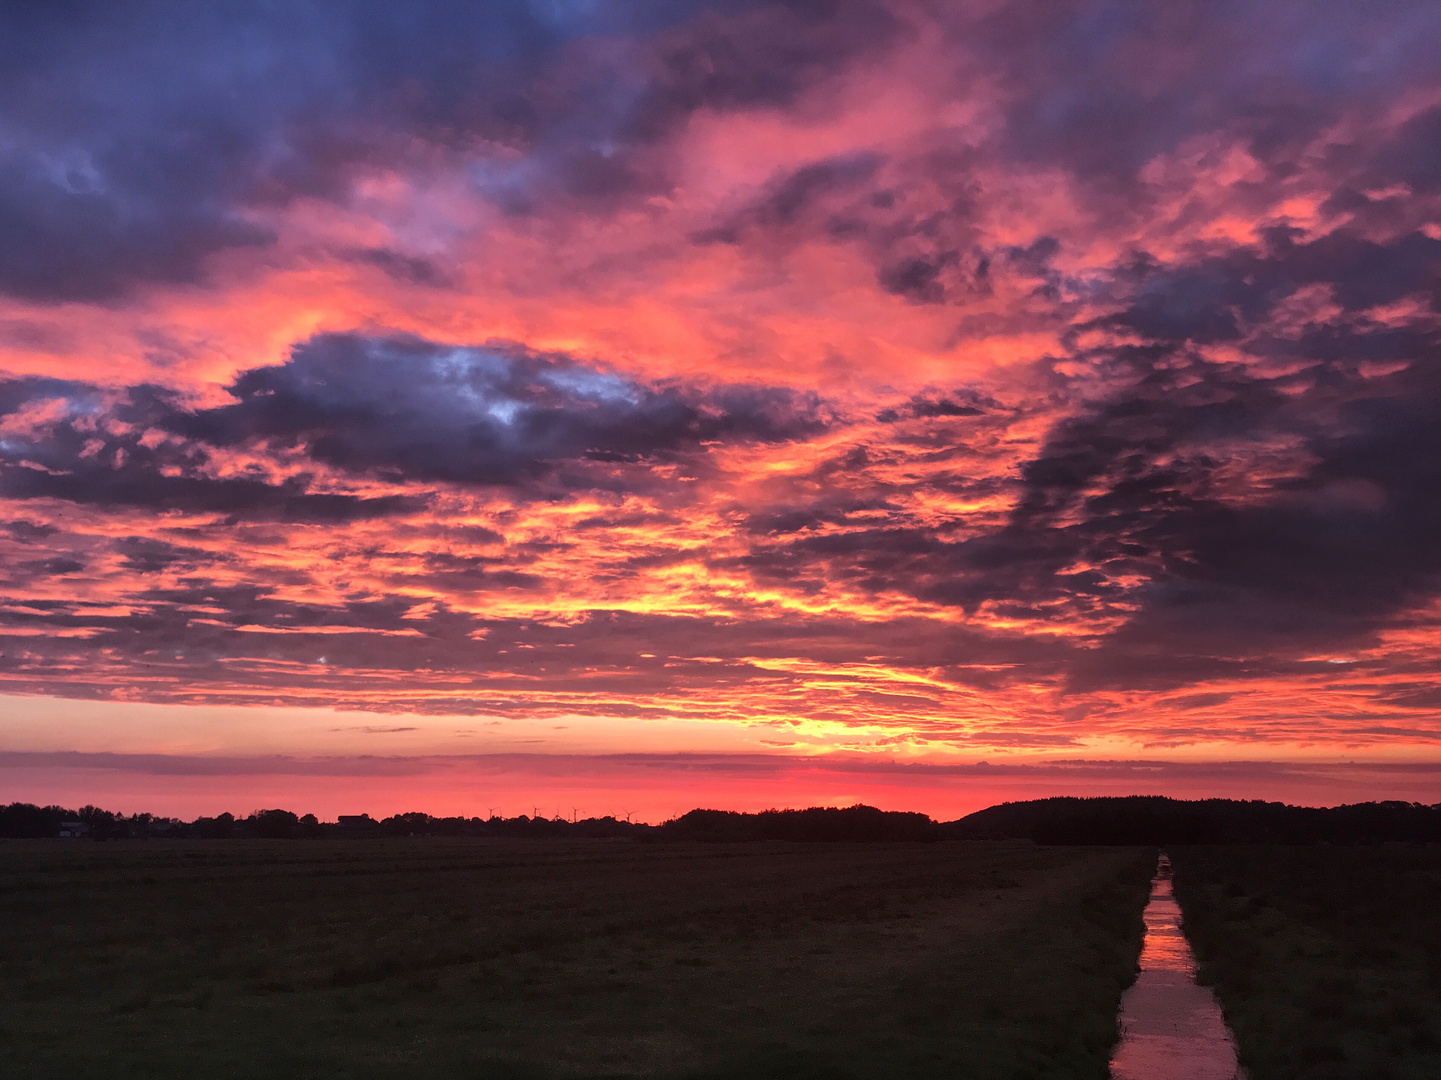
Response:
[2,0,1441,821]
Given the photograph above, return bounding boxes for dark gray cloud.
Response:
[0,376,423,520]
[113,537,224,575]
[0,1,903,300]
[11,555,85,579]
[1021,238,1441,687]
[624,3,902,142]
[0,333,830,517]
[3,519,58,543]
[1104,228,1441,346]
[964,0,1441,184]
[170,333,831,487]
[0,1,604,299]
[693,152,888,244]
[348,248,457,289]
[680,2,1441,315]
[718,217,1441,691]
[7,0,1432,304]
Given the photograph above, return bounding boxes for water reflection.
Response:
[1110,854,1245,1080]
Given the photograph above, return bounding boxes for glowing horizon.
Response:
[3,1,1440,817]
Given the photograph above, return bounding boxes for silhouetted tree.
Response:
[191,811,236,839]
[662,805,939,842]
[0,802,73,837]
[245,808,299,839]
[77,805,117,840]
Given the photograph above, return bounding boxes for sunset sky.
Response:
[3,0,1441,820]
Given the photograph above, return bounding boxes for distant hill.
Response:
[948,795,1441,845]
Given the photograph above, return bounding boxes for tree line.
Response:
[0,803,646,840]
[4,796,1441,843]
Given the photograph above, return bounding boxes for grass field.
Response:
[1171,845,1441,1080]
[1,839,1152,1079]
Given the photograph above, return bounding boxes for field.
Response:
[1,839,1152,1079]
[1171,845,1441,1080]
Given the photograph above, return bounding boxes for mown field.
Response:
[0,839,1152,1079]
[1172,845,1441,1080]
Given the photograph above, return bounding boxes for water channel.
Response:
[1109,854,1246,1080]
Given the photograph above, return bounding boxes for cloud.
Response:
[113,537,224,575]
[0,377,422,521]
[1011,234,1441,686]
[171,332,832,488]
[0,2,908,300]
[699,202,1441,694]
[1107,229,1441,346]
[0,329,831,522]
[970,0,1441,183]
[0,2,591,299]
[693,152,888,244]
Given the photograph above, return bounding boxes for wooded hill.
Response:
[949,795,1441,845]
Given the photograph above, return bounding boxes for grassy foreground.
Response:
[1172,846,1441,1080]
[2,839,1151,1079]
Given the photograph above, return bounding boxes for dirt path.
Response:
[1110,854,1245,1080]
